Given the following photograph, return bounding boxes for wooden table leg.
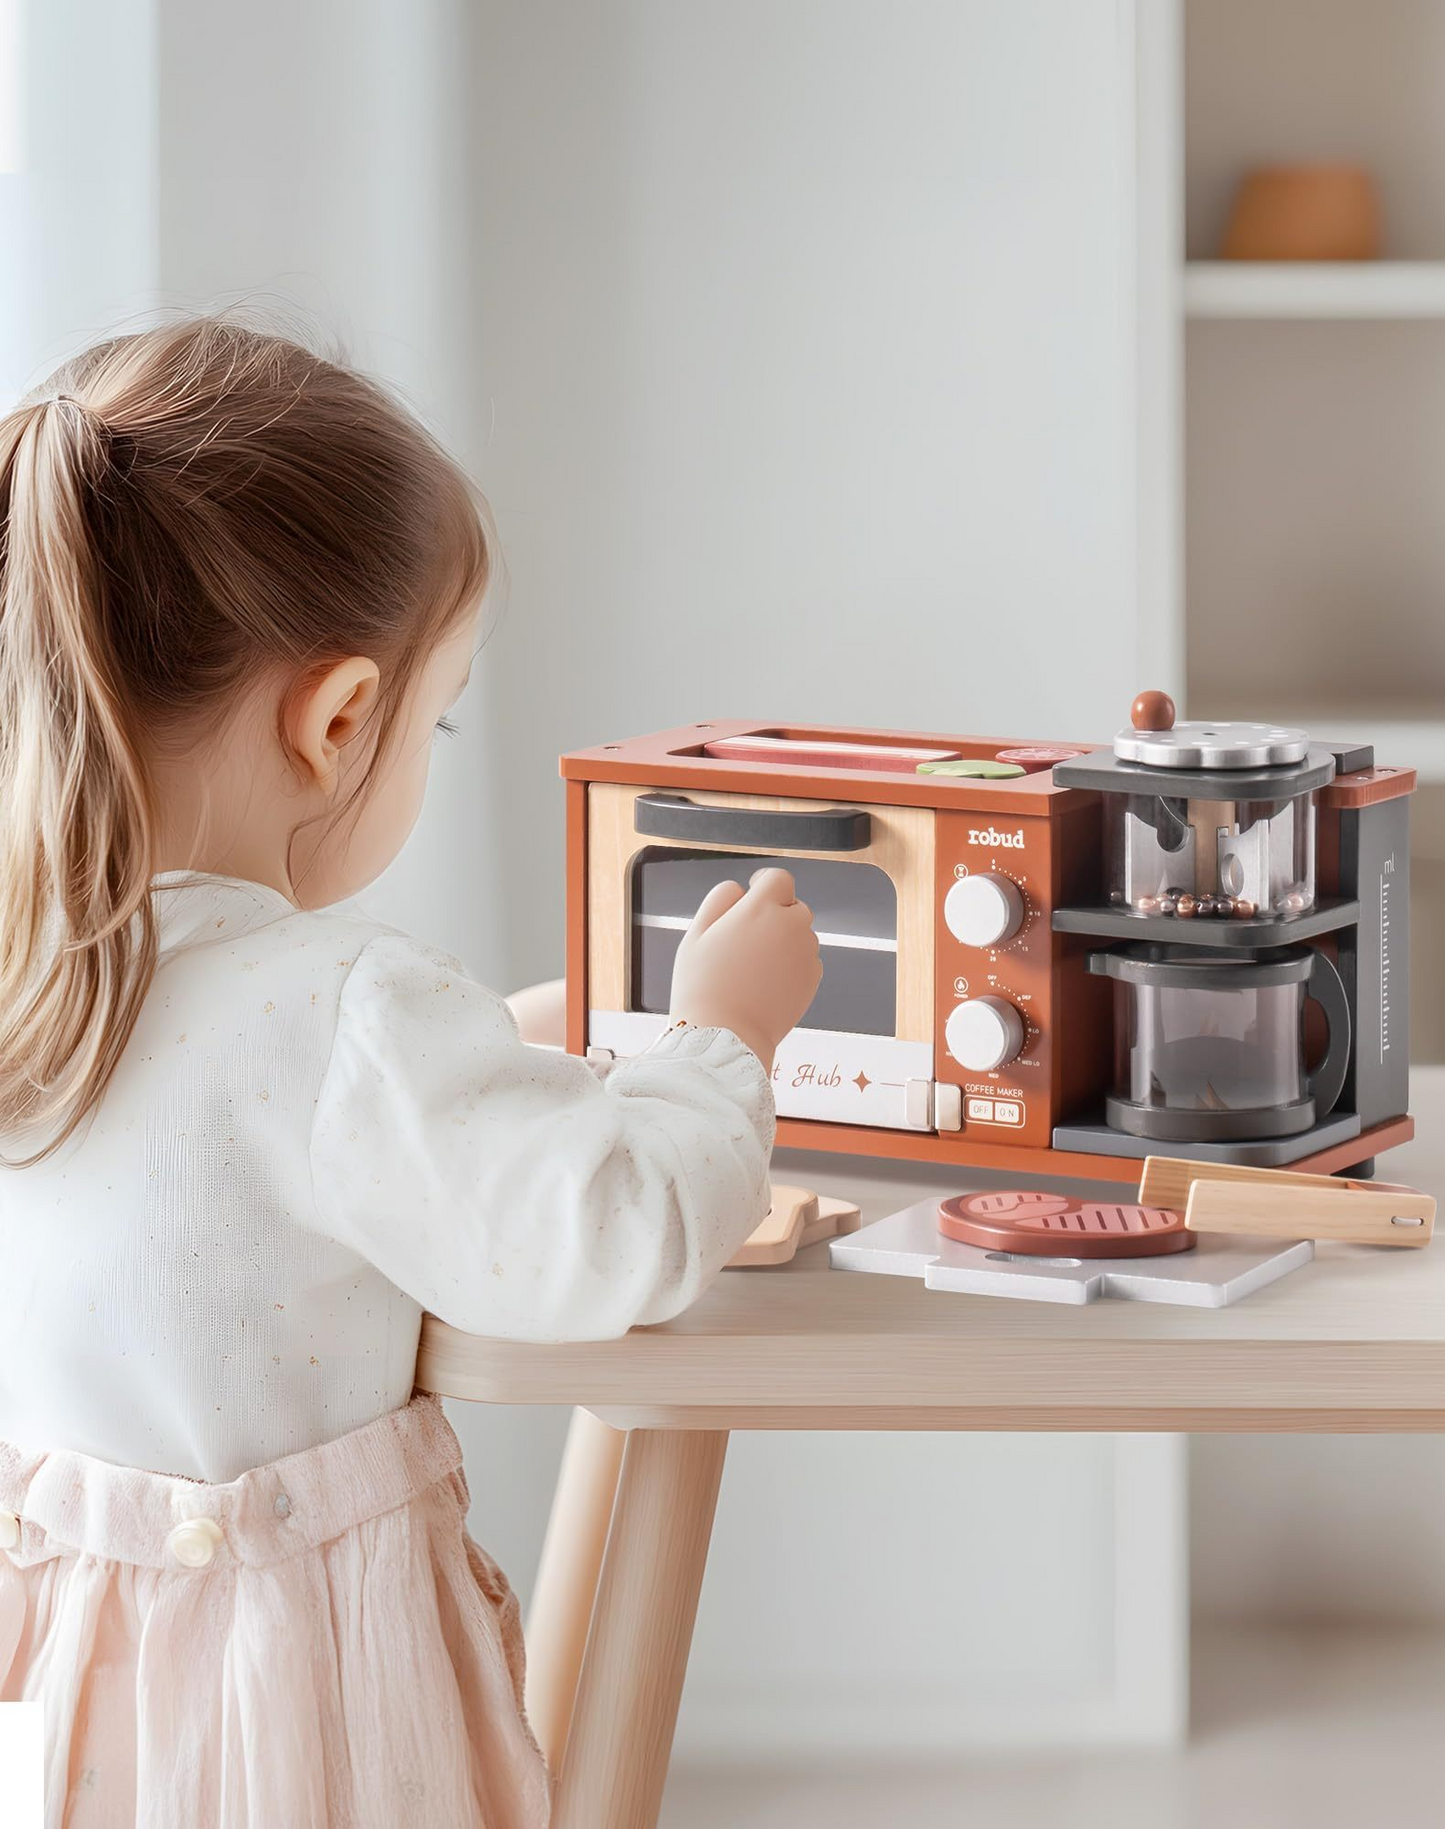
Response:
[551,1428,728,1829]
[524,1407,627,1771]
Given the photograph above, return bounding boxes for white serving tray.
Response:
[828,1197,1314,1307]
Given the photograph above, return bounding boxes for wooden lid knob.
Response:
[1131,689,1175,733]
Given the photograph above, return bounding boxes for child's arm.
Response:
[308,935,779,1341]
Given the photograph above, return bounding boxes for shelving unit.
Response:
[1183,3,1445,766]
[1185,260,1445,319]
[1166,0,1445,1062]
[1146,6,1445,1752]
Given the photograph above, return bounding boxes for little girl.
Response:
[0,320,821,1827]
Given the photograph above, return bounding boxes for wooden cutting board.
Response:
[728,1185,863,1267]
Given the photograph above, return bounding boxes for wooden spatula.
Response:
[1139,1156,1436,1248]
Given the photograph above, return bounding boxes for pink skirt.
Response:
[0,1392,551,1828]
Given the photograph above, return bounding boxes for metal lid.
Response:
[1113,719,1312,770]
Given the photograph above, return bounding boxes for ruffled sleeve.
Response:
[307,935,774,1340]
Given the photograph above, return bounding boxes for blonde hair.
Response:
[0,318,490,1163]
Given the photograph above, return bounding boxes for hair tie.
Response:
[38,393,120,480]
[53,393,107,432]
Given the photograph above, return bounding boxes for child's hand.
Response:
[506,978,567,1047]
[669,868,822,1072]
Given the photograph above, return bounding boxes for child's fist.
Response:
[669,868,823,1071]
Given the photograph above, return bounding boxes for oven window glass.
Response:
[630,849,898,1035]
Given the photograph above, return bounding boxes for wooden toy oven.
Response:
[561,720,1415,1183]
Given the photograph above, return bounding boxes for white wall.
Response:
[153,0,516,982]
[465,0,1146,991]
[1193,1424,1445,1625]
[0,0,156,403]
[11,0,1185,1756]
[448,0,1179,1755]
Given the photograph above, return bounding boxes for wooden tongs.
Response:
[1139,1157,1437,1248]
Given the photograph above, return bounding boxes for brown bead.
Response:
[1232,898,1257,920]
[1131,689,1176,732]
[1175,894,1198,918]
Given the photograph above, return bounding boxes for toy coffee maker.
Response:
[565,693,1414,1183]
[1050,692,1414,1171]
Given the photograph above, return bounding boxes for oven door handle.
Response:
[633,793,872,852]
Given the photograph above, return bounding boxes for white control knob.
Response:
[944,873,1025,949]
[945,996,1026,1072]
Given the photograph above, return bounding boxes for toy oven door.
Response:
[586,784,937,1132]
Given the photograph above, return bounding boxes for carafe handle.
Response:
[1305,949,1352,1120]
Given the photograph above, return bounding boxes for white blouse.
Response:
[0,876,774,1481]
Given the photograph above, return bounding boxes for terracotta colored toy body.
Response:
[563,707,1415,1185]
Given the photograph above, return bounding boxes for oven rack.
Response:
[632,912,896,954]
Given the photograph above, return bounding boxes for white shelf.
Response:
[1185,261,1445,319]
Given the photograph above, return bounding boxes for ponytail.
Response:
[0,397,157,1162]
[0,317,490,1165]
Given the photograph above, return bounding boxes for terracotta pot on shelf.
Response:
[1221,165,1381,261]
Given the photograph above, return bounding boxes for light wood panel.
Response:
[586,781,936,1041]
[417,1318,1445,1423]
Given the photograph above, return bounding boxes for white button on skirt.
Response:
[166,1516,224,1568]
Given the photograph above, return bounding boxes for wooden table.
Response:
[415,1109,1444,1828]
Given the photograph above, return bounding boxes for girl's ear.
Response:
[284,657,382,793]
